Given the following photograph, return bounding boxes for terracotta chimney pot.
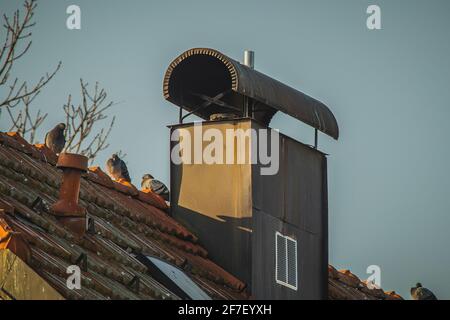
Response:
[50,153,88,237]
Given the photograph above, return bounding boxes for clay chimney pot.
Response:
[50,153,88,237]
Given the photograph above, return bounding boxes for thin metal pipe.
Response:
[314,129,318,149]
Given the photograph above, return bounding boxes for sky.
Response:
[1,0,450,299]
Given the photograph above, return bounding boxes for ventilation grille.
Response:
[275,232,298,290]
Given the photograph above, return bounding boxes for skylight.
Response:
[145,256,211,300]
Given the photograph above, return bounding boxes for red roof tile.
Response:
[139,189,169,210]
[0,131,401,300]
[328,265,403,300]
[0,132,247,300]
[87,166,115,189]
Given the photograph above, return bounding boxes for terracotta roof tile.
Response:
[329,268,403,300]
[138,189,169,210]
[0,132,247,300]
[360,281,387,299]
[385,291,403,300]
[112,179,139,197]
[0,131,401,300]
[0,214,32,263]
[34,144,58,165]
[6,132,44,161]
[87,166,115,189]
[0,198,14,214]
[328,265,339,279]
[337,269,362,288]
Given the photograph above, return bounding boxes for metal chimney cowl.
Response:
[50,153,88,237]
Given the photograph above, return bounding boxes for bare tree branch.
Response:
[63,79,117,163]
[2,1,118,163]
[0,0,60,109]
[5,83,48,143]
[115,150,127,160]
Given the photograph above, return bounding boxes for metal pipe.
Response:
[243,50,254,69]
[243,50,255,117]
[314,129,318,149]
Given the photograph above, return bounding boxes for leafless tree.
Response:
[63,79,117,163]
[2,1,119,163]
[1,0,60,142]
[4,86,48,143]
[115,150,127,160]
[0,0,60,109]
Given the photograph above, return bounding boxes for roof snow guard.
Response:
[163,48,339,140]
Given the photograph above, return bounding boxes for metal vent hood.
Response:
[163,48,339,140]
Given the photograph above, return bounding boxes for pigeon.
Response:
[45,123,66,154]
[410,283,437,300]
[106,154,131,182]
[141,174,169,201]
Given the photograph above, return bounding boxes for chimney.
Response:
[165,48,335,299]
[50,153,88,237]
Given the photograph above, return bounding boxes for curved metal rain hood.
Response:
[163,48,339,140]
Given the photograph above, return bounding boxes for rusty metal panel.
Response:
[251,122,327,232]
[169,118,328,297]
[251,210,327,300]
[251,121,328,299]
[163,48,339,139]
[284,136,326,234]
[169,120,253,285]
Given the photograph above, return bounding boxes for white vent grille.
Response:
[275,232,298,290]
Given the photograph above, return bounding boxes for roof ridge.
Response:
[0,132,198,243]
[0,132,170,210]
[86,165,169,210]
[328,265,403,300]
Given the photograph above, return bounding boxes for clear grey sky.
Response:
[1,0,450,299]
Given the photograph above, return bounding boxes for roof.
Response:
[0,132,247,300]
[328,266,403,300]
[163,48,339,139]
[0,131,400,300]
